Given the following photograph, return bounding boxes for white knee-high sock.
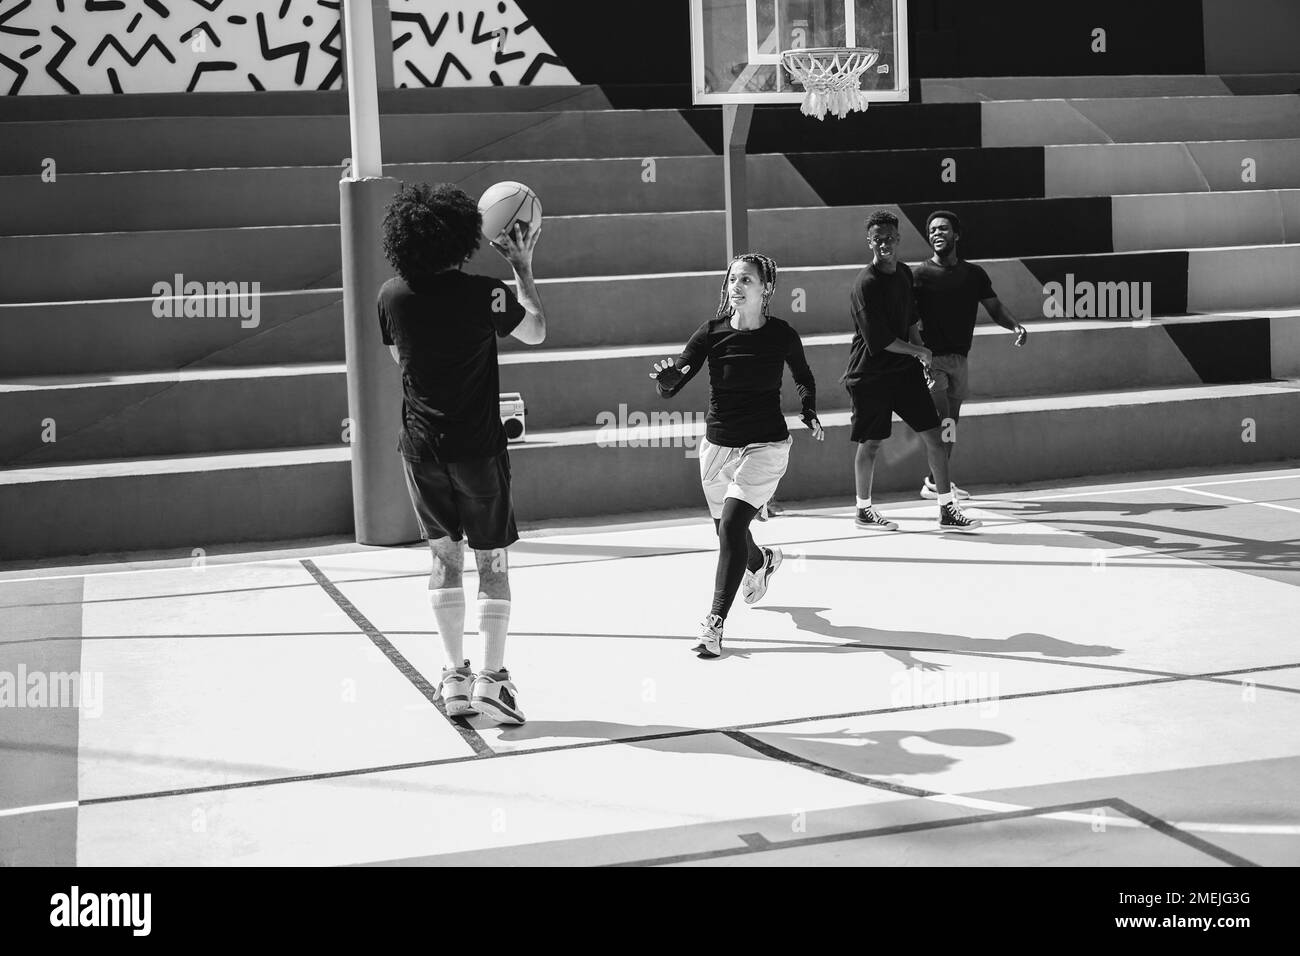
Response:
[428,588,466,668]
[479,599,511,673]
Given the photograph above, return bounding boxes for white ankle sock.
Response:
[428,588,466,668]
[856,497,872,509]
[479,599,511,673]
[938,491,954,506]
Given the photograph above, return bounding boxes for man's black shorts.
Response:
[846,365,941,442]
[401,451,519,550]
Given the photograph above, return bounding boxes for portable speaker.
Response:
[500,392,526,442]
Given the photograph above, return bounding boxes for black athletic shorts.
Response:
[846,365,941,442]
[401,451,519,550]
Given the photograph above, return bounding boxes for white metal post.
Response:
[342,0,383,179]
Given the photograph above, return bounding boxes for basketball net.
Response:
[781,47,879,120]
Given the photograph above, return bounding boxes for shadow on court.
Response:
[743,605,1121,664]
[495,721,1013,779]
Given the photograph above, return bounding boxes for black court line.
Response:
[72,660,1300,809]
[726,730,935,797]
[605,799,1115,867]
[1108,799,1259,868]
[298,559,494,759]
[604,796,1258,867]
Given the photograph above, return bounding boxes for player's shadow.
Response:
[494,721,1011,778]
[742,605,1121,662]
[981,499,1300,570]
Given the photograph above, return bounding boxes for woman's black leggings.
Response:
[711,498,766,619]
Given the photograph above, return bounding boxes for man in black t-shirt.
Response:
[843,211,981,533]
[912,210,1027,500]
[378,183,546,725]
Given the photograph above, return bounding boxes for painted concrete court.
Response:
[2,466,1298,866]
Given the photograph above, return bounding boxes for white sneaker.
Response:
[692,614,724,659]
[436,660,476,717]
[471,668,525,724]
[742,546,783,605]
[921,477,970,500]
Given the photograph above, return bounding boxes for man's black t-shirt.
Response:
[658,315,816,447]
[912,259,996,356]
[378,271,525,463]
[842,262,919,384]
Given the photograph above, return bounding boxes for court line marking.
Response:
[57,658,1300,840]
[298,559,494,760]
[1021,472,1300,501]
[0,800,77,819]
[1173,485,1300,516]
[607,795,1258,868]
[723,733,1272,856]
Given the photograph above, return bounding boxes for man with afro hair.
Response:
[378,182,546,724]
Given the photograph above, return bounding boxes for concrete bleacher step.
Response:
[8,204,1300,305]
[3,310,1292,471]
[921,74,1300,102]
[0,364,348,466]
[4,380,1298,562]
[981,94,1300,148]
[7,138,1300,237]
[0,446,353,562]
[0,290,342,379]
[0,110,720,175]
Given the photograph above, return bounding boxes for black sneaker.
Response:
[939,502,982,533]
[855,506,899,531]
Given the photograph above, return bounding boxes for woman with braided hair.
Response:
[649,253,824,659]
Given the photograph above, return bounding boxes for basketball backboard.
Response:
[689,0,909,106]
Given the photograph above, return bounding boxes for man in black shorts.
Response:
[913,210,1027,501]
[378,182,546,724]
[843,210,981,532]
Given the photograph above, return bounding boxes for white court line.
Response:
[1174,485,1300,516]
[1023,471,1300,502]
[923,792,1300,835]
[0,800,77,818]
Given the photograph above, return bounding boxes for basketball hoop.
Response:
[780,47,879,120]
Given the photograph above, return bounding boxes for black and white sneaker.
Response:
[692,614,724,659]
[471,668,526,724]
[939,502,983,533]
[855,506,899,531]
[742,546,782,605]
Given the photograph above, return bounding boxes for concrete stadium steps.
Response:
[981,95,1300,147]
[497,314,1292,432]
[6,312,1287,467]
[7,138,1300,238]
[509,382,1300,522]
[3,95,1295,178]
[1045,139,1300,198]
[0,290,342,379]
[0,110,715,175]
[10,205,1300,306]
[0,446,353,562]
[920,74,1300,102]
[0,157,820,235]
[5,379,1298,562]
[0,365,348,466]
[0,85,613,122]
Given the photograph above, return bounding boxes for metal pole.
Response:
[339,0,413,544]
[342,0,383,178]
[723,103,754,258]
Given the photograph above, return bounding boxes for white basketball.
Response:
[478,181,542,245]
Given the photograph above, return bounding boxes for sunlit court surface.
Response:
[3,465,1297,868]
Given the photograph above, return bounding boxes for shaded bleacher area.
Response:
[2,69,1300,561]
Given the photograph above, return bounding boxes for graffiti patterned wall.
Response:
[0,0,574,95]
[0,0,346,95]
[390,0,574,88]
